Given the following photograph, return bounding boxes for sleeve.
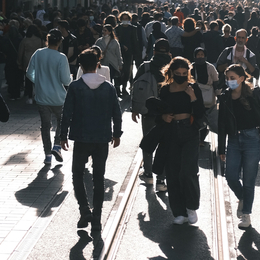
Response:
[191,83,205,119]
[68,38,78,63]
[60,84,75,141]
[59,55,73,86]
[133,63,145,81]
[115,40,123,68]
[218,95,227,155]
[0,94,10,122]
[216,48,228,67]
[26,52,36,83]
[105,67,111,82]
[141,27,148,49]
[112,86,123,138]
[208,63,219,82]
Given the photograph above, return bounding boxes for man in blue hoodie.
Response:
[60,49,123,232]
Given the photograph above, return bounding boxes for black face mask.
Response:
[173,74,188,84]
[194,57,206,65]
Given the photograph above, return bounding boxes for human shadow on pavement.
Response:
[237,227,260,260]
[138,186,214,260]
[83,168,117,208]
[69,230,93,260]
[15,164,68,217]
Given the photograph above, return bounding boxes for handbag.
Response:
[194,69,215,108]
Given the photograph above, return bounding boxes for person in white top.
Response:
[36,4,45,23]
[76,45,110,82]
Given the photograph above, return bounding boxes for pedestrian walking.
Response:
[26,29,72,165]
[218,64,260,229]
[141,57,205,225]
[60,49,122,232]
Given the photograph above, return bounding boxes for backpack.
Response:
[131,62,158,115]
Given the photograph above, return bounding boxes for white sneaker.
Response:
[186,208,198,224]
[238,214,251,229]
[173,216,188,225]
[237,200,243,218]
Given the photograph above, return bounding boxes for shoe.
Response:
[237,200,243,218]
[91,215,102,232]
[156,180,167,192]
[186,208,198,224]
[77,212,93,228]
[139,172,153,184]
[173,216,188,225]
[51,145,63,162]
[238,214,251,229]
[44,155,52,165]
[26,98,33,104]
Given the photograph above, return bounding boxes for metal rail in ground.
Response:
[211,132,230,260]
[97,148,143,260]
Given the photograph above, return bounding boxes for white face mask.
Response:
[122,20,129,25]
[228,16,233,20]
[103,34,109,38]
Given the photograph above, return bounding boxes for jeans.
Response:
[37,105,62,155]
[72,142,108,216]
[225,128,260,214]
[165,119,200,217]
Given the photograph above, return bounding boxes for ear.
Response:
[246,38,248,42]
[234,36,236,41]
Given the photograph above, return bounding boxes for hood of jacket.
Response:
[81,73,106,89]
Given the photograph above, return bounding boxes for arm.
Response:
[239,55,256,74]
[216,49,229,72]
[59,55,73,86]
[60,84,75,143]
[187,84,205,118]
[141,27,148,49]
[0,94,10,122]
[182,27,200,37]
[68,38,78,63]
[26,52,36,83]
[115,40,123,69]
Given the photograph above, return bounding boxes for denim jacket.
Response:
[60,77,123,143]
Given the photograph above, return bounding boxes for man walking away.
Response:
[60,49,123,232]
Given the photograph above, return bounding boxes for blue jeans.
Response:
[226,128,260,214]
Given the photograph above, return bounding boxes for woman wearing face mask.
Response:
[218,64,260,229]
[191,47,219,146]
[144,57,205,225]
[95,24,123,85]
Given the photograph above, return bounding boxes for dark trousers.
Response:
[165,119,200,217]
[72,142,108,216]
[25,76,33,98]
[37,105,62,155]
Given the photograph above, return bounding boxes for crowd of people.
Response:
[1,1,260,233]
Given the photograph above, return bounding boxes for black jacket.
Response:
[60,32,78,65]
[218,87,260,155]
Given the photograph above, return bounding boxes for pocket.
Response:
[243,128,260,138]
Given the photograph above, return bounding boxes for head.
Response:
[26,24,42,38]
[183,18,196,32]
[131,13,138,24]
[119,11,132,23]
[154,12,163,21]
[153,38,170,55]
[194,47,207,65]
[58,20,69,34]
[152,21,161,32]
[102,24,115,39]
[79,48,99,73]
[23,18,33,29]
[228,11,234,20]
[225,64,252,109]
[104,15,117,28]
[251,26,259,36]
[196,20,205,31]
[171,16,179,26]
[222,23,231,35]
[47,29,63,47]
[251,11,257,20]
[161,57,192,86]
[209,21,219,31]
[235,29,248,47]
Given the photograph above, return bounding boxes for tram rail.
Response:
[97,132,231,260]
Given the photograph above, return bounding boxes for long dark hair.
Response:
[161,56,193,86]
[225,64,253,110]
[26,24,42,38]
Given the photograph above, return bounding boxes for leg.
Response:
[241,129,260,214]
[51,105,63,146]
[225,135,243,201]
[37,105,52,155]
[91,143,109,217]
[25,76,33,99]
